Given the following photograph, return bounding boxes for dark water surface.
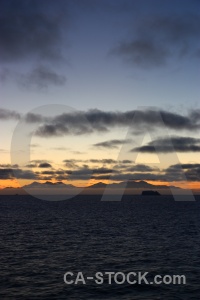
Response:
[0,195,200,299]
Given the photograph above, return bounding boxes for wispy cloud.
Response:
[51,147,68,151]
[112,13,200,68]
[0,149,8,153]
[0,108,20,120]
[17,66,66,90]
[93,139,131,149]
[89,159,117,164]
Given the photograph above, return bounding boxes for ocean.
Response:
[0,195,200,299]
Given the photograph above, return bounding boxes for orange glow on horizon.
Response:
[0,179,21,189]
[0,178,200,191]
[147,180,200,190]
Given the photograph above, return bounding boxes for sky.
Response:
[0,0,200,192]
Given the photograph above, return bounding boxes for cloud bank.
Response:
[34,109,200,137]
[1,108,200,139]
[1,160,200,182]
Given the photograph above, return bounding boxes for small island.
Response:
[141,190,161,196]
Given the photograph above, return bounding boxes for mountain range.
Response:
[0,180,183,195]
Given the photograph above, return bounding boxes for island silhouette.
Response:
[141,190,161,196]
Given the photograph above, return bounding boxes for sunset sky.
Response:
[0,0,200,192]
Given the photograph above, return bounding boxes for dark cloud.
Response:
[65,166,114,181]
[165,163,200,172]
[18,65,66,89]
[0,164,18,168]
[1,159,200,183]
[184,169,200,181]
[25,160,52,168]
[127,164,158,172]
[0,168,13,179]
[55,170,66,175]
[36,162,200,182]
[14,169,37,179]
[38,163,52,168]
[30,159,51,164]
[85,161,200,182]
[36,123,69,137]
[0,168,37,179]
[121,160,133,164]
[113,40,169,67]
[113,14,200,68]
[63,160,80,169]
[63,163,158,182]
[91,175,111,180]
[165,163,200,182]
[0,0,67,62]
[0,1,68,88]
[63,158,119,165]
[0,108,20,120]
[190,109,200,123]
[92,172,162,182]
[40,170,55,175]
[25,113,44,123]
[65,167,91,180]
[89,159,116,164]
[1,107,200,136]
[93,139,131,149]
[180,163,200,169]
[25,163,37,168]
[93,167,113,174]
[131,136,200,153]
[35,109,200,137]
[55,175,68,181]
[38,169,67,178]
[92,169,186,182]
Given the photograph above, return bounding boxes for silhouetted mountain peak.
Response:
[23,181,75,189]
[87,182,107,189]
